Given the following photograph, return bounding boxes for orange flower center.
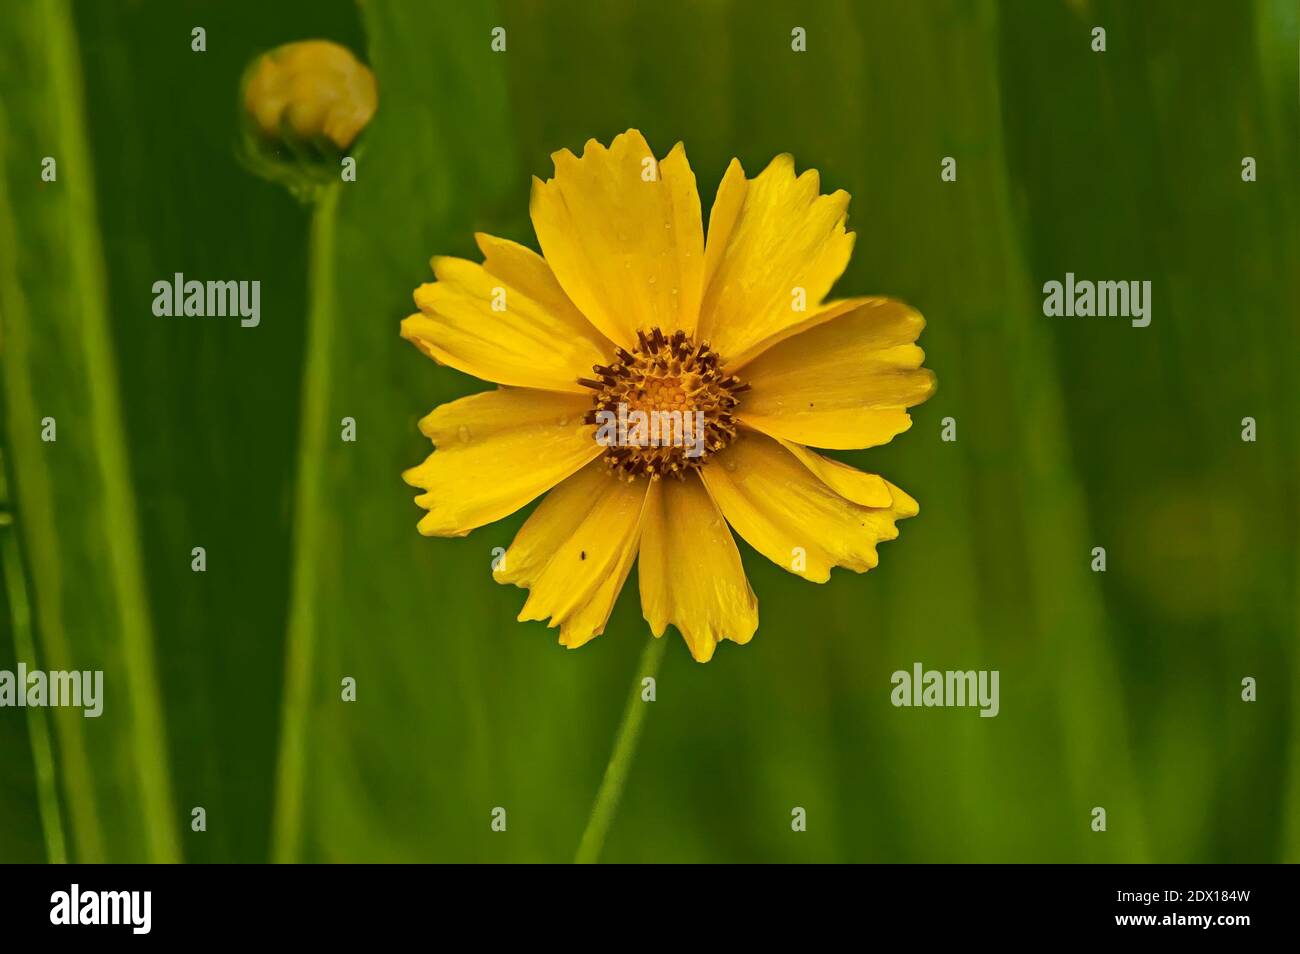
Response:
[580,328,748,480]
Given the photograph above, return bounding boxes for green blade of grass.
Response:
[0,0,178,863]
[0,448,63,863]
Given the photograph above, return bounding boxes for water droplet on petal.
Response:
[556,415,569,426]
[457,425,472,443]
[722,457,737,472]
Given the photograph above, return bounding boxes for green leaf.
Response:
[0,0,178,863]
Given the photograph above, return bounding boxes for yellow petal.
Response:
[638,473,757,662]
[403,388,600,536]
[529,130,704,348]
[401,233,614,393]
[700,430,917,583]
[723,296,862,371]
[776,439,893,508]
[494,462,648,649]
[557,546,639,649]
[736,297,936,449]
[697,155,854,363]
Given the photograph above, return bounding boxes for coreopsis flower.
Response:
[402,130,934,662]
[239,40,377,196]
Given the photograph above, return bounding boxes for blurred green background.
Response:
[0,0,1296,863]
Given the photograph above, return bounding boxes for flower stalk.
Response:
[575,635,668,863]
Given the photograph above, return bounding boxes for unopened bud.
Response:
[239,40,377,198]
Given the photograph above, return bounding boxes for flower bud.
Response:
[239,40,377,197]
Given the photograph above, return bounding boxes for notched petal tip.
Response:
[414,407,443,440]
[901,301,928,334]
[399,311,437,349]
[472,230,512,258]
[687,639,717,664]
[608,128,652,155]
[415,510,473,538]
[400,461,426,488]
[795,167,829,205]
[762,152,796,178]
[662,140,693,168]
[549,144,583,169]
[409,283,437,310]
[527,174,554,214]
[399,318,457,374]
[919,366,938,400]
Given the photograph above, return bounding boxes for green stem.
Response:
[272,185,340,863]
[575,635,667,864]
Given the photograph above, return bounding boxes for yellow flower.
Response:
[402,130,935,663]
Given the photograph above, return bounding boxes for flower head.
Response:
[239,40,376,196]
[402,130,935,662]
